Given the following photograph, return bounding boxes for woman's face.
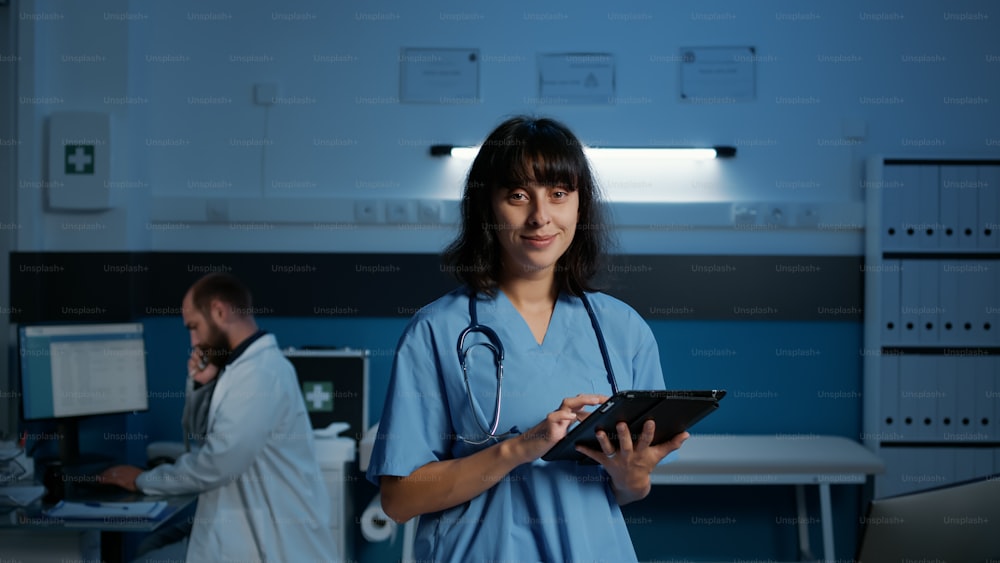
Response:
[491,182,579,283]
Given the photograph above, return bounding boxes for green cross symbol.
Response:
[65,145,95,175]
[303,381,334,412]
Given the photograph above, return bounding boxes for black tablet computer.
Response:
[541,389,726,463]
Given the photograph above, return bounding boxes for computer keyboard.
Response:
[58,464,132,500]
[69,479,136,501]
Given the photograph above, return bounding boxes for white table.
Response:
[651,434,885,563]
[362,428,885,563]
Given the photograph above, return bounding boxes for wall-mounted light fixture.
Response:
[430,144,737,160]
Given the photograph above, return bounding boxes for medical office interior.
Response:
[1,0,999,561]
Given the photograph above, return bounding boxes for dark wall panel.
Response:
[10,252,862,323]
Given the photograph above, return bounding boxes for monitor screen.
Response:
[19,323,149,420]
[284,349,368,442]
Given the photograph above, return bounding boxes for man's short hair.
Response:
[189,273,254,318]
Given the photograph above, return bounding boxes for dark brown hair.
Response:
[442,116,612,296]
[189,273,253,318]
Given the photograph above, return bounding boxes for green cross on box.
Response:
[65,144,95,175]
[302,381,334,412]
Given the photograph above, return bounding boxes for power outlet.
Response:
[796,205,821,228]
[732,204,757,226]
[417,200,441,224]
[386,200,417,224]
[763,204,789,228]
[206,199,229,222]
[353,200,382,224]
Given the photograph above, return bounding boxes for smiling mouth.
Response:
[522,235,556,249]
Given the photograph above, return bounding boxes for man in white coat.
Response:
[100,273,338,563]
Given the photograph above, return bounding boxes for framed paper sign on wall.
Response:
[680,46,756,103]
[537,53,615,105]
[400,48,480,104]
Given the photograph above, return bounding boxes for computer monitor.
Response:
[856,474,1000,562]
[283,348,368,442]
[19,322,149,464]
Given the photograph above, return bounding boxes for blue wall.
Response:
[134,316,863,445]
[16,0,999,255]
[111,314,862,561]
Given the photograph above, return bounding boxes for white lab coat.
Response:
[137,334,338,563]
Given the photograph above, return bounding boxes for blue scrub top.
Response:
[367,287,666,563]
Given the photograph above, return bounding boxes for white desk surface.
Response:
[370,433,883,563]
[360,429,886,477]
[654,434,885,477]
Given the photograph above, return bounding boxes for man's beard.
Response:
[198,320,231,369]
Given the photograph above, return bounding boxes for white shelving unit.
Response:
[863,157,1000,498]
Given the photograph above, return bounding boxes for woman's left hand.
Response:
[576,420,689,505]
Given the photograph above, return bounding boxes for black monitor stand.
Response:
[35,418,116,476]
[34,419,122,506]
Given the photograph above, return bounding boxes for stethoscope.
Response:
[456,290,620,444]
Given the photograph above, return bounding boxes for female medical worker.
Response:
[366,116,688,562]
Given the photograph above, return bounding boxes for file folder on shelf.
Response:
[899,260,922,345]
[936,355,960,441]
[954,354,979,438]
[917,166,941,251]
[914,355,938,441]
[891,166,923,251]
[898,355,923,441]
[880,260,901,344]
[879,354,900,436]
[916,260,940,345]
[879,166,908,251]
[967,261,996,347]
[972,356,997,441]
[977,165,999,250]
[936,166,960,251]
[937,261,961,346]
[980,263,1000,347]
[954,262,993,347]
[952,448,993,486]
[940,166,979,251]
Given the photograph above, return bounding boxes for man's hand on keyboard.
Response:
[97,465,143,492]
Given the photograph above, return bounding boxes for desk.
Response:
[1,487,197,562]
[361,429,884,563]
[651,434,885,563]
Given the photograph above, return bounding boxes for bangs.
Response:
[490,126,587,190]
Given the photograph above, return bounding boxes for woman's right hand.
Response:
[381,393,609,523]
[511,394,608,463]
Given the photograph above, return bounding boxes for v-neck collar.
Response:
[487,289,570,349]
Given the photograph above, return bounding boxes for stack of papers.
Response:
[43,500,167,520]
[0,485,46,507]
